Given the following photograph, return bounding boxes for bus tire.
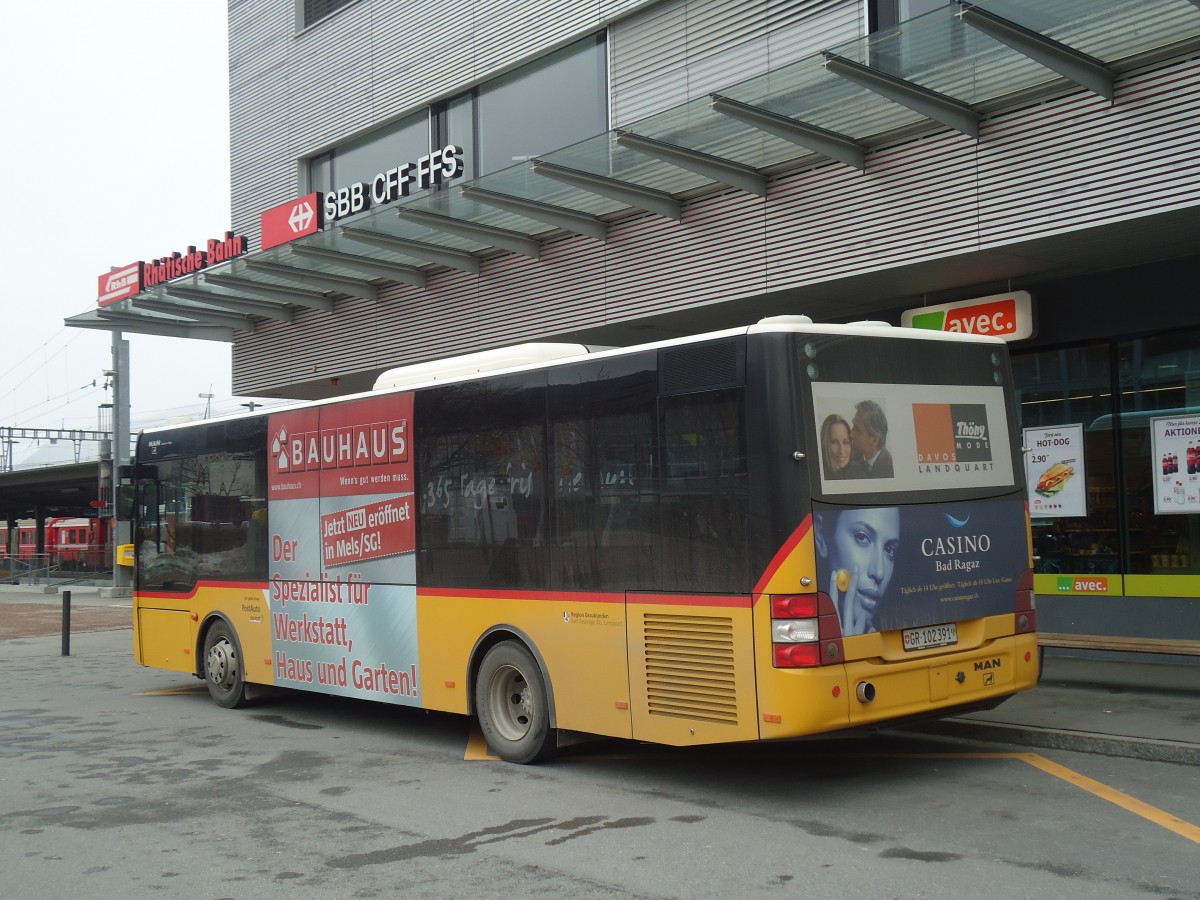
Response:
[475,641,556,764]
[203,620,248,709]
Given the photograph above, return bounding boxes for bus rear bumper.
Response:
[842,633,1040,729]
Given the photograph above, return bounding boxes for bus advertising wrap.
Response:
[812,381,1014,496]
[267,394,421,703]
[813,497,1028,637]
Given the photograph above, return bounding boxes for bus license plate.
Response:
[902,623,958,652]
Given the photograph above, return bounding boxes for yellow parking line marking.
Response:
[1017,752,1200,846]
[464,726,499,761]
[462,741,1200,844]
[137,685,208,696]
[853,751,1200,846]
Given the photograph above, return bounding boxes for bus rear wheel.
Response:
[203,620,248,709]
[475,641,555,764]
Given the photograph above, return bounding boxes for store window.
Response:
[1013,329,1200,593]
[1014,345,1118,578]
[1117,331,1200,577]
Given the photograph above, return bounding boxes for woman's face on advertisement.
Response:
[833,508,900,618]
[826,421,852,472]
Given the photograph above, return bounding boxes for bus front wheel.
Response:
[203,620,248,709]
[475,641,556,764]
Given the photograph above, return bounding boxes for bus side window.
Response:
[415,372,549,590]
[660,389,749,593]
[548,354,660,592]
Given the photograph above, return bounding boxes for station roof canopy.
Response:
[67,0,1200,341]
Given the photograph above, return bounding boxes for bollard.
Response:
[61,590,71,657]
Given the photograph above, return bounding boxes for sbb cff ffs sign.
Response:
[261,193,323,251]
[902,291,1033,342]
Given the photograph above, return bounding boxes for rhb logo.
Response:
[273,420,408,473]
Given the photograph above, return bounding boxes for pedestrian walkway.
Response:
[899,653,1200,765]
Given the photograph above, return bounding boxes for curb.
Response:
[899,718,1200,766]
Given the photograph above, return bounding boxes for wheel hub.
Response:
[207,640,237,690]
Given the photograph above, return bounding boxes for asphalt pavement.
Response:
[2,582,1197,765]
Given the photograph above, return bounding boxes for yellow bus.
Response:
[128,317,1038,762]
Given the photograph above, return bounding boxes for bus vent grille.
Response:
[641,613,738,724]
[659,340,743,395]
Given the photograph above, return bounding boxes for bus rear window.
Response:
[800,334,1019,499]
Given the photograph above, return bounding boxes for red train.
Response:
[0,517,111,572]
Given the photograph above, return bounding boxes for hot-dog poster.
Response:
[266,394,421,704]
[1151,414,1200,515]
[1023,424,1086,518]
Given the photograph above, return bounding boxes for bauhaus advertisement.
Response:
[813,497,1028,637]
[267,394,420,703]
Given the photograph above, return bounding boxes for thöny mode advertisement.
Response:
[267,395,420,703]
[811,381,1014,495]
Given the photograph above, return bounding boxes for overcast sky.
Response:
[0,2,251,464]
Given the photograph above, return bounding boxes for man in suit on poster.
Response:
[843,399,894,479]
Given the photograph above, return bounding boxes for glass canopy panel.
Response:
[624,95,809,172]
[469,163,629,218]
[716,52,929,146]
[255,245,385,280]
[300,227,439,270]
[981,0,1200,67]
[536,131,719,196]
[398,187,564,239]
[830,5,1057,108]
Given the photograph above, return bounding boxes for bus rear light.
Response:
[774,642,821,668]
[773,618,819,643]
[1015,610,1037,634]
[771,594,818,618]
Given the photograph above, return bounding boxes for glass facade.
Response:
[1014,328,1200,597]
[307,34,607,197]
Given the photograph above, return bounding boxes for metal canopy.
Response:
[243,257,380,300]
[341,227,483,273]
[203,270,335,312]
[530,159,683,221]
[396,208,543,258]
[822,52,980,138]
[458,184,609,241]
[164,282,295,322]
[709,93,866,169]
[66,0,1200,339]
[289,244,427,287]
[614,129,768,196]
[956,2,1114,101]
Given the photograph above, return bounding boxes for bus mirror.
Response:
[114,484,136,521]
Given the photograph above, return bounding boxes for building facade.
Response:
[79,0,1200,640]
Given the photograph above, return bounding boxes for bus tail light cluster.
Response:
[771,593,844,668]
[1014,568,1037,634]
